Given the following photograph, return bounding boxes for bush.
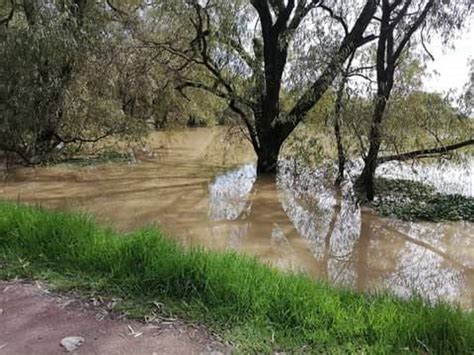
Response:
[0,4,146,165]
[370,178,474,222]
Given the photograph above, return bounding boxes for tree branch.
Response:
[319,3,349,35]
[377,139,474,164]
[288,0,322,31]
[392,0,434,62]
[284,0,378,139]
[176,81,230,101]
[269,0,285,15]
[105,0,130,17]
[273,0,295,34]
[216,34,261,76]
[250,0,274,40]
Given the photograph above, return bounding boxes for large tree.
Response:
[0,0,163,164]
[357,0,473,200]
[146,0,379,174]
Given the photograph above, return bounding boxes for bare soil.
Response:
[0,281,228,355]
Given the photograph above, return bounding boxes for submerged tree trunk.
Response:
[251,1,377,176]
[358,97,387,200]
[357,0,436,201]
[334,76,349,185]
[334,102,346,185]
[256,139,282,174]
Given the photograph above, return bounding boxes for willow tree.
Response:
[357,0,473,200]
[0,0,92,163]
[142,0,378,173]
[0,0,157,164]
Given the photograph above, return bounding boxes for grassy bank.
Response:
[0,203,472,353]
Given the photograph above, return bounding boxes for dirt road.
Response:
[0,281,228,355]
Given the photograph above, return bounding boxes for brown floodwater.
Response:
[1,128,473,308]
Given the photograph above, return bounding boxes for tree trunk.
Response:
[357,0,435,201]
[256,139,282,174]
[358,97,387,201]
[359,153,377,201]
[334,78,347,185]
[249,1,378,177]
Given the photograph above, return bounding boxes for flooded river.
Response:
[1,128,473,308]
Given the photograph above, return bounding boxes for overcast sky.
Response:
[424,22,473,94]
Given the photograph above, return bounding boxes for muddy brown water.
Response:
[1,128,473,308]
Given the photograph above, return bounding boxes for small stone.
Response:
[60,336,84,352]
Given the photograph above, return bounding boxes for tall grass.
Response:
[0,202,472,353]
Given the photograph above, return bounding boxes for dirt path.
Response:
[0,281,228,355]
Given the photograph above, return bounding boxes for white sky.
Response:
[424,22,473,94]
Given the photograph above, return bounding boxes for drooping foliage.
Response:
[0,1,143,163]
[0,0,224,164]
[0,0,472,172]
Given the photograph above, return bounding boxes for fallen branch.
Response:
[377,139,474,164]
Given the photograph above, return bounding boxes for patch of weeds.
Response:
[49,150,133,167]
[369,178,474,222]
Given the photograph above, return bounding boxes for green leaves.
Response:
[370,178,474,222]
[0,1,150,164]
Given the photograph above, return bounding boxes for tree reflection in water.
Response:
[208,162,473,308]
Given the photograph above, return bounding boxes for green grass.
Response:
[369,178,474,222]
[0,202,473,353]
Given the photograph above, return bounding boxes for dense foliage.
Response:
[0,2,137,163]
[0,0,224,164]
[0,0,472,171]
[369,178,474,222]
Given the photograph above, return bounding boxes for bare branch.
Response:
[392,0,434,62]
[250,0,274,39]
[288,0,322,31]
[269,0,285,15]
[420,23,435,61]
[105,0,130,17]
[377,139,474,164]
[319,3,349,35]
[286,0,379,138]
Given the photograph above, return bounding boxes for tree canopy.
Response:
[0,0,472,175]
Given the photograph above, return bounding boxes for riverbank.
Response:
[2,129,472,304]
[0,202,472,353]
